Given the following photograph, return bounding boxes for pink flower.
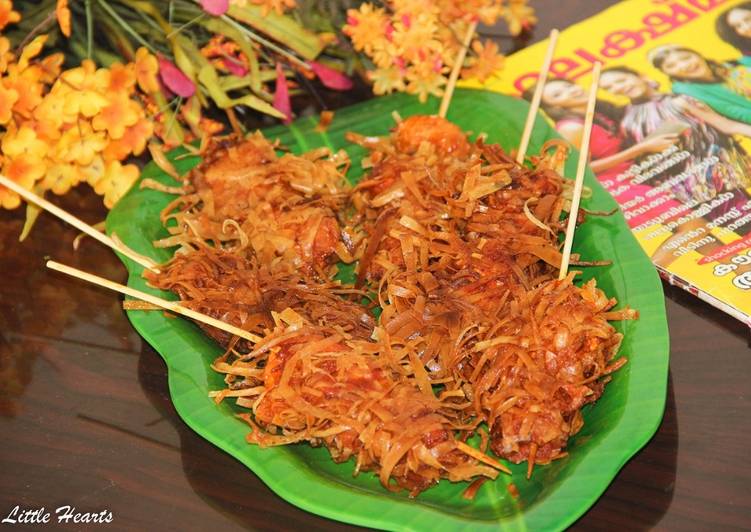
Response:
[273,63,292,124]
[309,61,353,91]
[200,0,229,16]
[157,55,195,98]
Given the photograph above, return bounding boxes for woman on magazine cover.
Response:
[716,2,751,64]
[649,45,751,124]
[531,77,749,266]
[599,65,751,206]
[529,78,687,265]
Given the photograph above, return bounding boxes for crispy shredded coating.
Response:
[146,118,637,497]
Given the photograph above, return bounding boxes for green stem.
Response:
[85,0,93,59]
[165,12,204,39]
[96,0,156,53]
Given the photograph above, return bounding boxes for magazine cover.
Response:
[465,0,751,325]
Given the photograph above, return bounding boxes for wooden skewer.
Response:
[46,260,261,344]
[0,174,158,271]
[516,29,560,165]
[438,19,478,119]
[559,61,602,280]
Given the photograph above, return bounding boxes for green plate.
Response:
[106,89,669,531]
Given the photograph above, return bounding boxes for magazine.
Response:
[465,0,751,325]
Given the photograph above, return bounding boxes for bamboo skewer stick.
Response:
[516,29,560,164]
[0,174,158,271]
[559,61,602,280]
[438,20,478,119]
[46,260,262,344]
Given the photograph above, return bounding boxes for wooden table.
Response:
[1,1,750,530]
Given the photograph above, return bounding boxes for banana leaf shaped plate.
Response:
[106,89,669,531]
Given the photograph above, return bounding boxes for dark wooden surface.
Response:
[2,1,750,530]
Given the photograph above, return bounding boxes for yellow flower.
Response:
[0,82,18,124]
[461,40,504,82]
[344,4,389,55]
[1,154,46,209]
[2,125,48,159]
[17,35,47,71]
[60,60,110,117]
[103,118,153,161]
[40,162,82,195]
[368,66,406,95]
[405,59,446,103]
[56,0,71,37]
[250,0,296,16]
[0,0,20,31]
[32,92,66,137]
[134,47,159,94]
[55,123,108,166]
[92,94,140,140]
[91,160,139,208]
[504,0,536,36]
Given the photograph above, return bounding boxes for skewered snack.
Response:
[146,113,636,495]
[154,133,357,277]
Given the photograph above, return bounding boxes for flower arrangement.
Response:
[0,0,535,234]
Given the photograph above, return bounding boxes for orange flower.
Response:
[39,52,65,83]
[92,94,140,140]
[0,83,18,124]
[344,4,389,55]
[107,62,136,93]
[461,40,504,82]
[103,118,153,161]
[0,0,20,31]
[134,48,159,93]
[56,0,71,37]
[5,67,44,118]
[1,155,46,209]
[0,37,13,73]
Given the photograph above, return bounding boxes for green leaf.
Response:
[106,89,668,532]
[197,65,284,118]
[227,4,325,60]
